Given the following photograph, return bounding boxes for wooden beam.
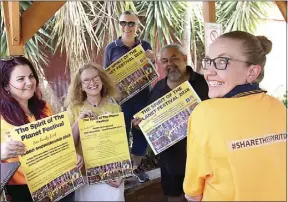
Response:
[275,1,287,22]
[2,1,24,56]
[203,2,216,23]
[21,1,66,43]
[8,2,21,46]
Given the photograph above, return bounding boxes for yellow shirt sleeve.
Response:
[106,98,122,113]
[115,104,122,113]
[66,105,80,126]
[183,112,212,197]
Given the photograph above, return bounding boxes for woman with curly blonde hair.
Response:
[65,63,124,201]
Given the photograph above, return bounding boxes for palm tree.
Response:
[189,1,272,71]
[0,1,273,110]
[182,2,204,70]
[136,1,272,71]
[217,1,272,33]
[136,1,186,51]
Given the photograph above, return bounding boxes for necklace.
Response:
[82,98,110,116]
[86,98,101,108]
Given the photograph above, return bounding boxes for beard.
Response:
[167,68,182,82]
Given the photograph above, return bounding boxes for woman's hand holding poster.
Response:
[78,112,132,185]
[134,81,201,155]
[7,112,85,202]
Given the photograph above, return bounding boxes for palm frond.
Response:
[49,1,135,71]
[217,1,272,33]
[137,1,186,51]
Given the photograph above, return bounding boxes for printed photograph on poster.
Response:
[148,107,198,154]
[78,113,133,185]
[31,168,84,202]
[116,63,158,104]
[87,159,132,185]
[106,45,159,104]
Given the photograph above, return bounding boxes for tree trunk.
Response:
[182,2,196,71]
[38,75,63,113]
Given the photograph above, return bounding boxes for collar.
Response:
[115,37,141,47]
[224,83,267,98]
[186,65,196,82]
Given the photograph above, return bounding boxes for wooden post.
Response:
[21,1,66,43]
[2,1,66,56]
[203,2,216,23]
[275,1,287,22]
[2,1,24,55]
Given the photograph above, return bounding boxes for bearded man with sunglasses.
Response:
[104,11,154,183]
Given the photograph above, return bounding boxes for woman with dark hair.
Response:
[0,56,76,201]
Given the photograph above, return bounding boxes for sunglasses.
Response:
[119,21,136,27]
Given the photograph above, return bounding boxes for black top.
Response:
[147,66,209,175]
[1,162,20,193]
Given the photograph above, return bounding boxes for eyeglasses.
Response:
[119,21,136,27]
[201,57,253,70]
[82,75,101,85]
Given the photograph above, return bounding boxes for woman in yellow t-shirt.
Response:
[184,31,286,201]
[65,62,125,201]
[0,57,75,201]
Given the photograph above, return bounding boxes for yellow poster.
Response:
[78,112,132,185]
[106,45,158,104]
[134,81,201,155]
[7,112,85,202]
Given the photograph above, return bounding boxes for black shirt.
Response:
[147,66,209,175]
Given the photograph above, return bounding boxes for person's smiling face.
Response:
[204,38,252,98]
[6,65,37,102]
[160,47,187,82]
[81,68,103,97]
[119,14,139,39]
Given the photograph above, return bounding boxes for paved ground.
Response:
[125,168,165,201]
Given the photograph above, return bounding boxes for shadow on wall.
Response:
[40,47,70,113]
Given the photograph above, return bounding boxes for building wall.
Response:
[256,4,287,99]
[43,49,70,102]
